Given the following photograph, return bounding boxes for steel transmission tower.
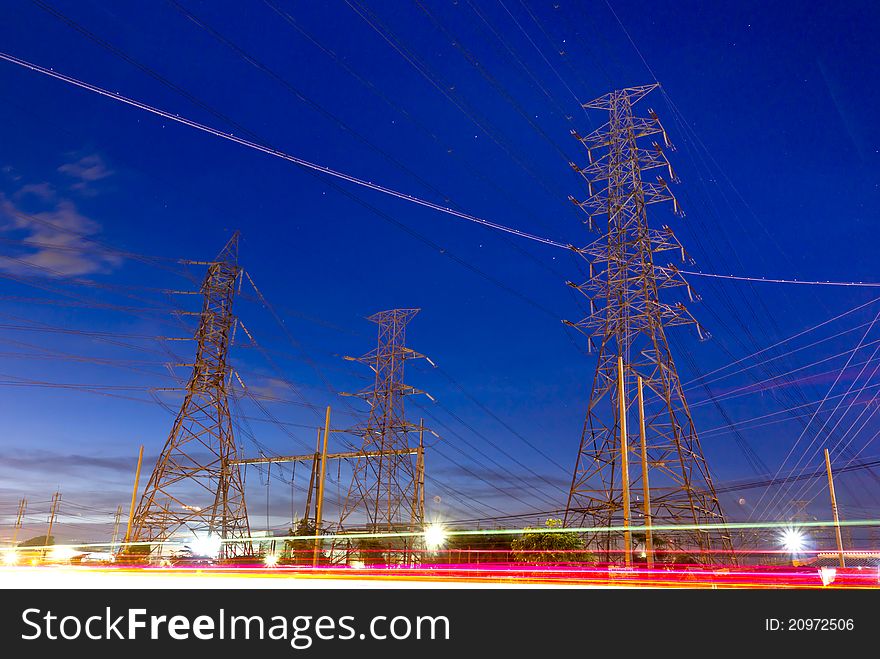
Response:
[130,233,250,558]
[337,309,428,536]
[564,84,733,563]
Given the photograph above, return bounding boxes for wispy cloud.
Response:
[0,196,123,276]
[57,153,113,192]
[0,450,146,476]
[431,463,570,490]
[14,182,56,202]
[0,152,121,277]
[1,165,22,182]
[241,376,294,399]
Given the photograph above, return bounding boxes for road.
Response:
[2,563,878,589]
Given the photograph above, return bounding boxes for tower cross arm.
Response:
[581,83,660,110]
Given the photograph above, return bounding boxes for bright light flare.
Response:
[819,567,837,586]
[263,553,279,568]
[780,528,806,554]
[424,523,447,550]
[2,549,17,566]
[48,545,80,562]
[189,534,221,558]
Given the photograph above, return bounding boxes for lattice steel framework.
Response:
[564,84,733,562]
[337,309,428,533]
[130,233,250,559]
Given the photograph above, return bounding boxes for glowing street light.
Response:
[2,549,17,566]
[48,545,81,563]
[189,534,222,559]
[780,528,806,555]
[424,523,447,550]
[263,553,280,568]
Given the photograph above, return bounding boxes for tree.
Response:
[511,519,594,565]
[284,518,320,565]
[18,535,53,548]
[630,533,696,565]
[445,529,514,564]
[355,537,389,566]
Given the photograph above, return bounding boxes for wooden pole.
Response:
[11,498,26,547]
[824,448,846,568]
[618,356,631,567]
[637,376,653,568]
[407,420,426,566]
[303,428,321,565]
[304,429,320,526]
[44,491,61,559]
[417,419,426,524]
[123,445,144,547]
[313,406,331,567]
[110,505,123,552]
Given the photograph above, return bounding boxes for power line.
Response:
[683,270,880,288]
[751,309,880,520]
[4,49,876,294]
[680,297,880,388]
[0,51,569,250]
[342,0,570,205]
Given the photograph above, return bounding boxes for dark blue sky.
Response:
[0,0,878,541]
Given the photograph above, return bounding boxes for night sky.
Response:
[0,0,878,542]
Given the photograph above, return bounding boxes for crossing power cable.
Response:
[2,50,878,291]
[0,51,569,250]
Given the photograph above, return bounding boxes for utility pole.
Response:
[303,428,321,525]
[11,498,27,547]
[564,84,733,563]
[406,419,427,565]
[414,419,426,526]
[313,406,331,567]
[299,446,319,565]
[110,505,123,553]
[638,376,654,567]
[44,491,61,558]
[228,442,422,565]
[130,234,251,560]
[123,445,144,548]
[824,449,846,568]
[618,356,632,567]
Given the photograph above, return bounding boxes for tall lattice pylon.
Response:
[337,309,428,535]
[130,233,250,559]
[564,84,733,563]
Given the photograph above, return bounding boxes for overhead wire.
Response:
[262,0,578,290]
[589,0,873,496]
[5,4,585,337]
[773,350,880,510]
[342,0,571,206]
[751,309,880,519]
[546,1,880,495]
[409,397,564,509]
[496,0,590,116]
[0,50,570,250]
[10,2,880,527]
[2,46,874,290]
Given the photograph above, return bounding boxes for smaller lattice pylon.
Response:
[336,309,431,544]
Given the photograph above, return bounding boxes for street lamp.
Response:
[424,523,447,551]
[190,534,222,559]
[779,528,806,564]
